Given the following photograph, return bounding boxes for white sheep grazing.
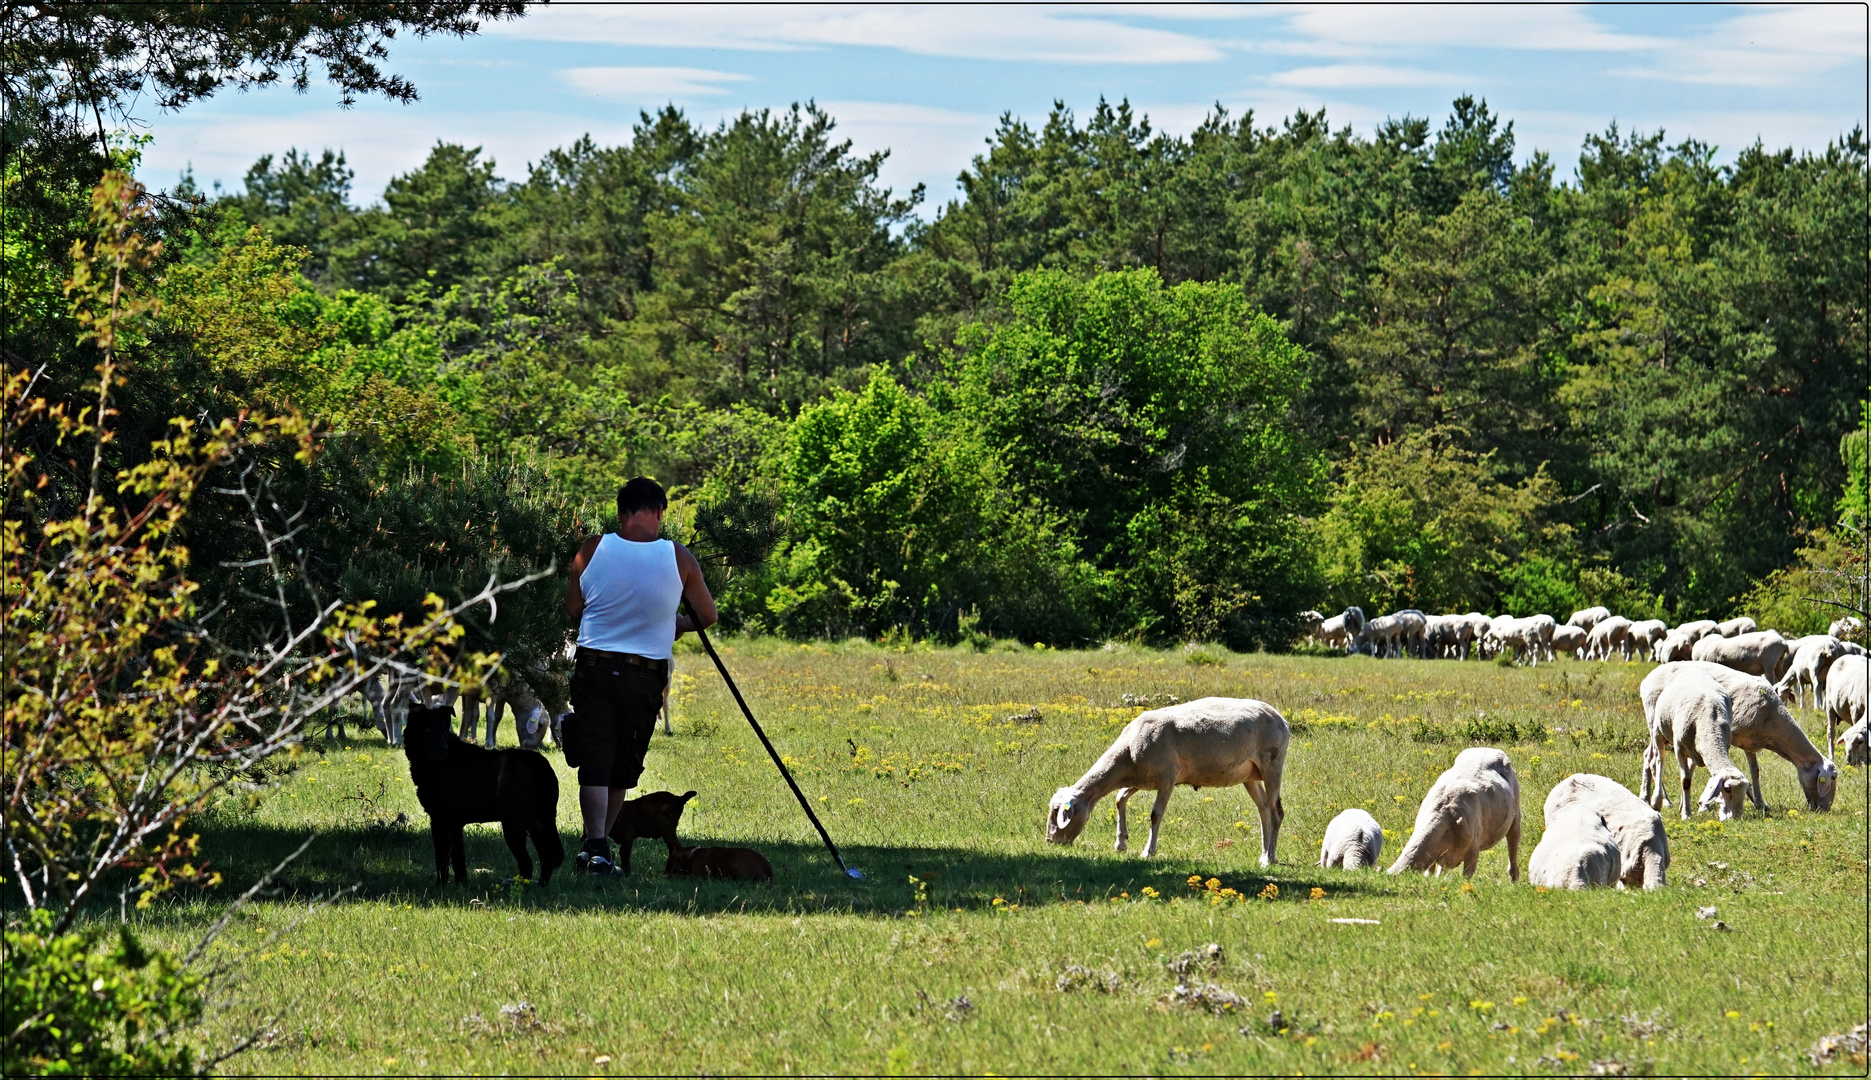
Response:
[1717,616,1759,638]
[1298,610,1326,643]
[1830,616,1864,643]
[1626,619,1668,660]
[1645,668,1748,820]
[1522,614,1558,662]
[1551,624,1588,660]
[1318,808,1384,869]
[1360,613,1404,658]
[1462,613,1492,658]
[1315,613,1351,650]
[1544,774,1668,889]
[1776,635,1861,711]
[1567,606,1611,632]
[1674,619,1720,642]
[1046,697,1288,863]
[1393,609,1429,657]
[1643,661,1838,812]
[1587,615,1633,661]
[1386,748,1521,881]
[1653,630,1697,664]
[1840,719,1869,767]
[1824,654,1868,751]
[1692,629,1788,679]
[1526,802,1620,890]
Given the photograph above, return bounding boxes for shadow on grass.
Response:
[155,819,1401,922]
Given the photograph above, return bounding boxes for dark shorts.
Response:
[565,650,667,789]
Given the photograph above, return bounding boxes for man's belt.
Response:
[575,646,667,670]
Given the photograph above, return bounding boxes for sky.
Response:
[136,3,1867,216]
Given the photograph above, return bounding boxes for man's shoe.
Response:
[585,855,621,876]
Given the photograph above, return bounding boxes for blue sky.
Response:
[138,4,1867,215]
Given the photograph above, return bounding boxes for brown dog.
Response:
[666,845,773,883]
[607,790,695,874]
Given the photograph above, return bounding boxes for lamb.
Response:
[1642,661,1838,812]
[1643,668,1748,820]
[401,703,564,885]
[1526,802,1620,890]
[1386,748,1521,881]
[1587,615,1633,661]
[1542,774,1668,889]
[1776,635,1862,711]
[1824,654,1868,752]
[666,845,774,883]
[1551,624,1588,660]
[1717,616,1759,638]
[1692,629,1788,679]
[1318,808,1384,870]
[1626,619,1668,660]
[1047,697,1288,863]
[1567,606,1611,632]
[609,790,696,874]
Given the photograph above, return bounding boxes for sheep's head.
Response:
[1046,789,1088,844]
[1800,757,1838,810]
[1696,775,1748,821]
[1840,722,1871,768]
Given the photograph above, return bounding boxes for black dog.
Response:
[402,704,565,885]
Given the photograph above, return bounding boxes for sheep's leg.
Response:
[1677,747,1695,820]
[1243,776,1282,867]
[501,820,536,883]
[1140,784,1174,858]
[458,691,480,745]
[1112,787,1134,852]
[1743,751,1768,813]
[1505,814,1521,883]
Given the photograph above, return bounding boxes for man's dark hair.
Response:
[617,477,668,519]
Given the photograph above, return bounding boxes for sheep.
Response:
[1359,614,1404,658]
[1653,630,1697,663]
[1422,615,1462,659]
[1776,635,1862,711]
[1521,614,1559,662]
[1642,661,1838,812]
[1315,613,1351,650]
[1526,803,1620,890]
[1717,616,1759,638]
[1626,619,1668,660]
[401,703,564,885]
[1394,609,1429,657]
[1482,614,1519,659]
[1587,616,1633,661]
[1318,808,1384,870]
[1542,774,1668,889]
[1567,606,1612,632]
[1839,719,1869,767]
[1551,625,1588,660]
[1824,654,1868,752]
[1488,616,1550,666]
[1642,668,1748,820]
[1298,610,1326,644]
[1830,616,1864,643]
[1047,697,1288,863]
[1387,748,1521,881]
[1674,619,1720,642]
[1462,613,1494,658]
[1692,629,1788,679]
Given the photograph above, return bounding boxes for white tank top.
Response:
[576,534,682,659]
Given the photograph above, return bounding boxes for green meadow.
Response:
[133,640,1866,1075]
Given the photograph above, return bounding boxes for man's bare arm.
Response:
[673,542,718,636]
[565,535,602,622]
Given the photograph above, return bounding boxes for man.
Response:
[564,477,717,875]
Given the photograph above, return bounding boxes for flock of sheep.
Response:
[1047,606,1869,891]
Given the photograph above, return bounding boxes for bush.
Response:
[2,911,205,1076]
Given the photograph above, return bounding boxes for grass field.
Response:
[128,639,1867,1075]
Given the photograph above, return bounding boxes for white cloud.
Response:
[1276,4,1667,53]
[561,66,753,101]
[1268,64,1467,90]
[492,5,1224,64]
[1613,4,1865,87]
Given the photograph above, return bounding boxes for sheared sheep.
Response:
[1359,614,1404,658]
[1527,803,1620,890]
[1776,635,1862,711]
[1642,661,1837,812]
[1653,629,1697,664]
[1298,610,1326,643]
[1567,606,1612,632]
[1386,748,1521,881]
[1543,774,1668,889]
[1830,616,1864,643]
[1522,614,1559,662]
[1463,613,1494,657]
[1393,609,1429,657]
[1552,625,1588,660]
[1692,629,1788,679]
[1318,808,1384,870]
[1315,613,1351,650]
[1626,619,1668,660]
[1047,697,1288,863]
[1643,668,1748,820]
[1587,616,1633,661]
[1825,654,1869,753]
[1674,620,1720,643]
[1717,617,1759,638]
